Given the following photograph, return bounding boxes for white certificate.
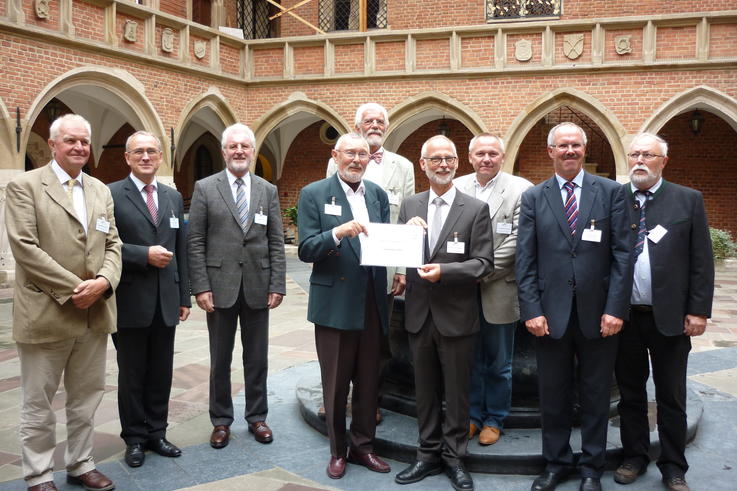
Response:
[360,223,424,268]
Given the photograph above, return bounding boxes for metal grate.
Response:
[319,0,387,32]
[487,0,560,21]
[237,0,279,40]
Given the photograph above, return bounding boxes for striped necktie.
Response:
[144,184,157,222]
[563,181,578,236]
[634,190,651,258]
[235,178,248,231]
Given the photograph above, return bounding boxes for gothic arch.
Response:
[252,92,350,180]
[640,85,737,135]
[24,66,166,168]
[505,88,628,179]
[174,88,237,170]
[385,91,486,150]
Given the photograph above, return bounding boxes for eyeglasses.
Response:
[627,152,664,161]
[337,150,370,160]
[129,148,161,157]
[551,143,583,151]
[361,118,386,127]
[423,156,457,165]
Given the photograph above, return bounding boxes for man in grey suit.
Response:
[613,133,714,491]
[298,133,395,480]
[395,135,493,491]
[109,131,190,467]
[516,122,631,491]
[454,133,533,446]
[188,123,286,449]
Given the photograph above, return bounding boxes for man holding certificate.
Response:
[395,135,494,491]
[298,133,398,480]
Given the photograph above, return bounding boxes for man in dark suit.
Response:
[613,133,714,491]
[298,133,397,480]
[516,122,631,491]
[188,123,286,449]
[109,131,190,467]
[395,135,493,491]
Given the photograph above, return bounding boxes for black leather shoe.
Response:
[124,443,145,467]
[446,464,474,491]
[580,477,602,491]
[531,470,569,491]
[395,460,444,485]
[146,437,181,457]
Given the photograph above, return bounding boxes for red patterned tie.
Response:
[144,184,157,222]
[564,181,578,235]
[370,150,383,164]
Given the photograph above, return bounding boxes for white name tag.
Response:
[324,203,342,216]
[255,212,268,225]
[648,224,668,243]
[496,222,512,235]
[582,228,602,242]
[388,192,401,206]
[169,217,180,229]
[447,241,465,254]
[95,217,110,234]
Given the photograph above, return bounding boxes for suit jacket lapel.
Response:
[487,175,506,219]
[215,171,242,231]
[41,165,80,225]
[542,176,575,245]
[327,175,360,261]
[156,184,170,227]
[576,172,598,244]
[124,177,157,227]
[431,192,465,259]
[244,177,263,235]
[381,152,399,188]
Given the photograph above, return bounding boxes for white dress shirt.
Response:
[129,173,158,209]
[630,178,663,305]
[470,174,498,203]
[555,168,584,206]
[52,160,87,234]
[226,169,251,205]
[427,185,457,241]
[332,177,370,246]
[362,147,384,185]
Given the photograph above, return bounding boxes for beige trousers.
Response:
[17,330,107,486]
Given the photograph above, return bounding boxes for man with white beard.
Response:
[395,135,493,491]
[613,133,714,491]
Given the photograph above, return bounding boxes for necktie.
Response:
[429,196,444,251]
[144,184,157,222]
[235,178,248,231]
[369,150,383,164]
[563,181,578,236]
[66,179,76,197]
[634,190,651,258]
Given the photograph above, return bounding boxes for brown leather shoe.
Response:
[327,455,347,479]
[663,476,690,491]
[613,461,646,484]
[347,450,391,473]
[468,423,479,440]
[28,482,58,491]
[248,421,273,443]
[210,425,230,449]
[66,469,114,491]
[479,425,501,445]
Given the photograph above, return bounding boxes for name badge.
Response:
[255,213,268,225]
[447,241,465,254]
[648,224,668,243]
[582,228,602,242]
[496,222,512,235]
[169,217,180,229]
[95,217,110,234]
[388,192,401,206]
[324,203,342,216]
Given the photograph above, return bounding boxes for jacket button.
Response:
[570,252,576,258]
[631,223,638,230]
[238,261,243,266]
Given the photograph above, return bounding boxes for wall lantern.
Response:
[437,117,450,136]
[689,110,705,135]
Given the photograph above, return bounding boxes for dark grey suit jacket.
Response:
[516,172,631,339]
[624,180,714,335]
[398,189,493,337]
[109,177,190,328]
[188,170,286,309]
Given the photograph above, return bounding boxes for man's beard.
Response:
[629,164,659,188]
[227,158,251,174]
[364,132,383,149]
[339,164,365,183]
[426,167,455,186]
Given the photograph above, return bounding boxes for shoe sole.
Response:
[614,467,646,484]
[124,458,144,468]
[326,468,346,479]
[66,476,115,491]
[395,466,444,485]
[346,455,391,473]
[210,440,228,449]
[248,427,273,444]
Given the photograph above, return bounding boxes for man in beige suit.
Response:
[454,133,533,446]
[6,114,121,491]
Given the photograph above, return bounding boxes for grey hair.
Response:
[334,132,369,150]
[421,135,457,158]
[125,130,162,152]
[221,123,256,149]
[547,122,588,146]
[354,103,390,128]
[469,133,505,154]
[629,132,668,157]
[49,114,91,141]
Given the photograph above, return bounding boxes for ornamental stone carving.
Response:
[563,33,584,60]
[35,0,51,19]
[162,28,174,53]
[124,20,138,43]
[515,39,532,62]
[615,35,632,55]
[194,40,207,59]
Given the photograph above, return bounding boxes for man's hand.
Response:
[196,291,215,313]
[267,292,283,309]
[525,315,550,337]
[148,245,173,268]
[600,314,624,337]
[179,306,190,321]
[333,220,368,240]
[391,274,406,295]
[71,277,109,309]
[406,216,428,229]
[684,314,707,336]
[417,264,441,283]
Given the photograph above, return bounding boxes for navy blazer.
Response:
[298,174,390,332]
[516,172,631,339]
[624,180,714,335]
[109,177,190,328]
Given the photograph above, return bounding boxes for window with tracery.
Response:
[486,0,560,21]
[318,0,387,32]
